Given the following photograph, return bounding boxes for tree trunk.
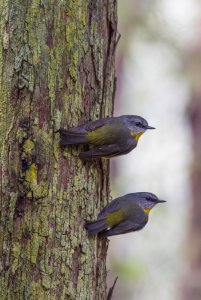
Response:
[182,38,201,300]
[182,91,201,300]
[0,1,117,299]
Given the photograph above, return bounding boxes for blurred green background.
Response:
[108,1,201,299]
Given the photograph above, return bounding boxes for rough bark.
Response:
[0,1,117,299]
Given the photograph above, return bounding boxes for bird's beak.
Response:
[157,199,166,203]
[146,125,155,130]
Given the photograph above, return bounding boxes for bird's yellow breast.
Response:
[87,125,114,145]
[130,131,143,142]
[106,209,125,227]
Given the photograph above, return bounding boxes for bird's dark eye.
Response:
[136,122,142,127]
[147,197,158,202]
[146,196,154,202]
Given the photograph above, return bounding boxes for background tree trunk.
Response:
[182,96,201,300]
[0,1,117,299]
[182,35,201,300]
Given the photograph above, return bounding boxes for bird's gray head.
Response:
[130,192,166,214]
[123,115,155,140]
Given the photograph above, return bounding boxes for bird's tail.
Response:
[79,149,105,160]
[85,219,107,235]
[79,150,95,160]
[58,129,88,145]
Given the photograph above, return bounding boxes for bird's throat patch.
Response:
[144,208,151,214]
[130,131,143,142]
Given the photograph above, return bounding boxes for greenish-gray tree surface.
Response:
[0,0,117,299]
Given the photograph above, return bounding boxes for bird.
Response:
[58,115,155,159]
[85,192,166,237]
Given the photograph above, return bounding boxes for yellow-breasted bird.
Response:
[59,115,155,159]
[85,192,166,237]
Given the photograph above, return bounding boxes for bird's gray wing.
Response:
[79,144,124,159]
[71,117,114,133]
[100,219,146,237]
[98,196,127,219]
